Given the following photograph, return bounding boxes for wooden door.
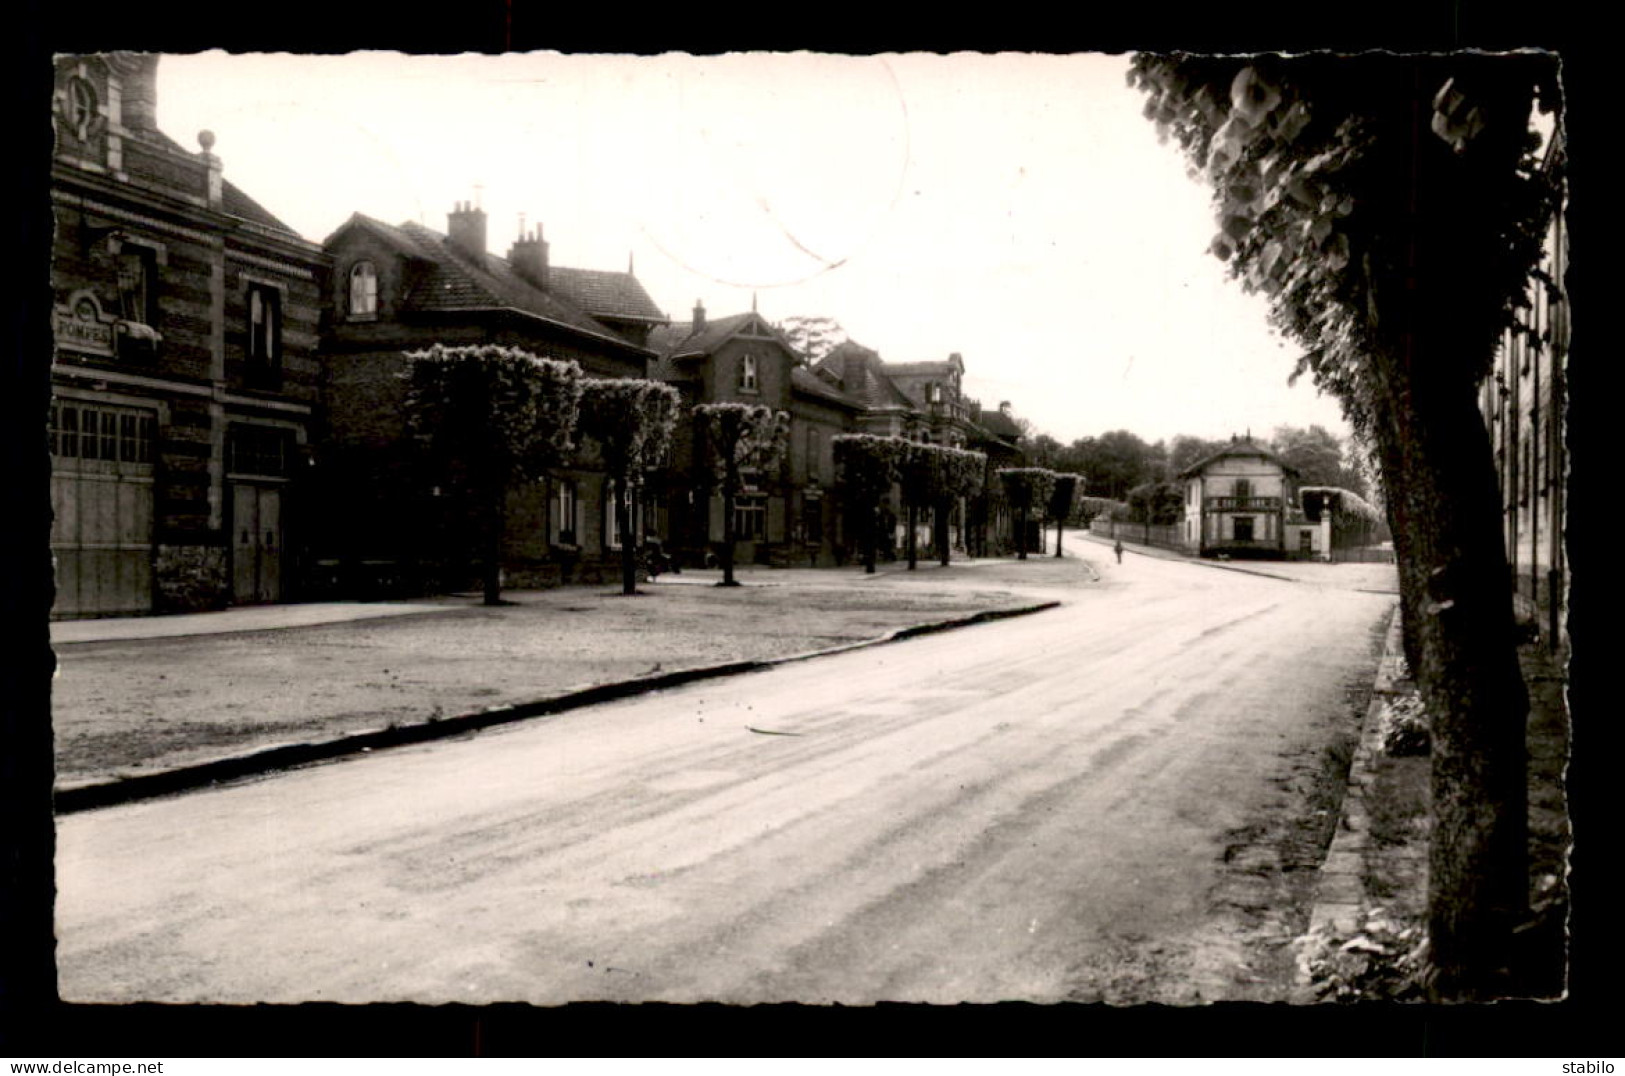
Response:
[50,470,154,617]
[232,484,284,604]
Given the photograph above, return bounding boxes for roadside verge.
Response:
[54,600,1058,814]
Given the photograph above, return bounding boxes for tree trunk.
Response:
[1054,517,1064,558]
[720,475,739,587]
[1361,63,1537,1000]
[864,501,877,574]
[937,497,952,567]
[1366,342,1531,1001]
[482,484,505,606]
[617,481,637,596]
[1016,504,1028,560]
[906,501,918,570]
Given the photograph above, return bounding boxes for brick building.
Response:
[49,53,327,617]
[316,206,664,593]
[815,343,1027,557]
[1480,130,1567,648]
[649,303,862,568]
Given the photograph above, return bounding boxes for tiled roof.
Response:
[818,342,917,412]
[1176,437,1299,479]
[882,360,956,378]
[648,312,794,363]
[548,267,665,324]
[147,129,304,239]
[336,216,652,354]
[973,410,1023,441]
[791,366,861,409]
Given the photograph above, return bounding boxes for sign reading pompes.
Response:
[53,292,115,356]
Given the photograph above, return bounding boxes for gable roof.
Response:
[1176,437,1300,479]
[816,341,918,412]
[648,310,800,365]
[791,365,862,410]
[327,214,654,356]
[883,358,961,379]
[548,267,665,325]
[142,128,306,240]
[971,407,1022,442]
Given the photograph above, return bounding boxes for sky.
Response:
[154,50,1352,447]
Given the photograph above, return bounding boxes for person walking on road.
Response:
[1113,539,1124,564]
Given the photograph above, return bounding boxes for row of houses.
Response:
[47,53,1033,619]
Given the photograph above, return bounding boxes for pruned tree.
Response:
[1130,51,1562,999]
[404,344,583,607]
[695,402,788,586]
[896,440,937,571]
[996,467,1057,560]
[1048,472,1082,558]
[934,445,988,567]
[833,433,902,574]
[579,378,681,595]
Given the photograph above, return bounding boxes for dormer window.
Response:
[739,353,759,393]
[927,382,943,404]
[348,261,378,320]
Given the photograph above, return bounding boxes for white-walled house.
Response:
[1178,436,1301,558]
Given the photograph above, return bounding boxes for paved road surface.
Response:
[56,541,1395,1004]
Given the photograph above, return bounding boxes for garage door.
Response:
[49,401,156,618]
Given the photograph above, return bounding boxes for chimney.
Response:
[446,200,488,261]
[999,400,1012,416]
[508,224,549,290]
[108,52,159,132]
[693,300,706,332]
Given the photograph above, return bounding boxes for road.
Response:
[56,540,1396,1005]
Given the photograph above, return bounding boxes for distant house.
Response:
[49,53,328,617]
[317,205,664,593]
[1178,435,1300,558]
[649,303,861,568]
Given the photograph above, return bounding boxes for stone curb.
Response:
[53,600,1062,815]
[1304,602,1409,939]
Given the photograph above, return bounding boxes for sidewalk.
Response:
[52,556,1086,810]
[1298,604,1570,999]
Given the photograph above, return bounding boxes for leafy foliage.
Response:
[1379,693,1432,757]
[1126,480,1185,526]
[776,314,847,365]
[1066,431,1161,500]
[995,467,1058,513]
[580,378,682,594]
[579,378,681,484]
[1299,485,1384,525]
[1131,50,1561,1000]
[403,344,583,604]
[1295,905,1428,1002]
[695,402,789,487]
[1128,52,1560,440]
[404,344,584,487]
[1075,495,1128,524]
[1047,472,1081,522]
[1273,423,1368,496]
